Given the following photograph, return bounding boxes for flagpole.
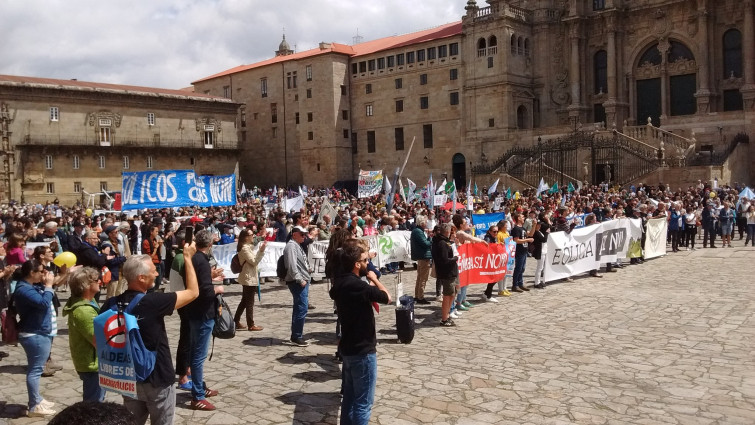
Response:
[387,137,416,211]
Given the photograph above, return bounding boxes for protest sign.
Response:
[643,217,667,259]
[317,198,339,224]
[121,170,236,209]
[374,231,413,267]
[433,194,447,207]
[284,195,303,212]
[626,218,644,258]
[94,312,138,398]
[457,242,509,287]
[358,170,383,198]
[257,242,287,278]
[308,241,328,280]
[470,212,505,236]
[503,237,515,277]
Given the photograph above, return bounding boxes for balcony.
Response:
[18,135,239,150]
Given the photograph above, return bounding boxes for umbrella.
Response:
[739,187,755,200]
[442,201,465,210]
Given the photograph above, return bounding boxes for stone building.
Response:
[0,75,241,205]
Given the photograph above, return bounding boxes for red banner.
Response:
[457,242,509,287]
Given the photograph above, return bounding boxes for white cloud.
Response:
[1,0,462,88]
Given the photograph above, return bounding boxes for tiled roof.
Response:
[0,74,234,103]
[192,21,462,84]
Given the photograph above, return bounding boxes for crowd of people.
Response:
[0,178,753,423]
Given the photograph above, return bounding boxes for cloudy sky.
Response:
[2,0,463,89]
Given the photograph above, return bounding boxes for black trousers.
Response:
[175,312,191,376]
[703,226,716,247]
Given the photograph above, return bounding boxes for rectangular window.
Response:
[366,104,374,116]
[98,155,106,169]
[295,112,300,124]
[396,53,405,66]
[395,78,403,89]
[306,65,313,81]
[420,74,427,85]
[593,0,606,10]
[306,88,312,98]
[147,156,153,169]
[74,182,82,193]
[50,107,59,121]
[489,118,495,127]
[307,112,313,122]
[438,45,448,58]
[417,49,426,62]
[450,42,459,56]
[377,57,385,69]
[203,126,214,148]
[240,110,246,127]
[272,127,277,138]
[367,131,376,153]
[261,78,268,97]
[407,51,415,64]
[147,112,155,126]
[287,75,292,89]
[308,131,314,140]
[423,124,433,148]
[73,155,80,169]
[395,127,404,151]
[44,155,53,169]
[420,96,429,109]
[359,61,367,73]
[723,89,744,112]
[387,56,395,68]
[342,110,349,120]
[223,86,230,98]
[123,156,130,169]
[341,85,347,96]
[368,59,376,71]
[99,127,111,145]
[352,63,358,74]
[450,92,459,105]
[100,181,107,192]
[488,57,494,68]
[450,68,458,80]
[343,129,349,138]
[46,183,55,194]
[271,103,277,123]
[427,47,436,60]
[292,72,297,88]
[366,84,372,94]
[351,132,358,154]
[395,99,404,112]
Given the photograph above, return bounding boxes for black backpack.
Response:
[212,294,235,340]
[276,255,287,280]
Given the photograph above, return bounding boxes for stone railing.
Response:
[623,118,694,153]
[505,4,533,22]
[20,135,239,150]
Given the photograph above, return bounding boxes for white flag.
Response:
[384,177,392,194]
[536,178,549,197]
[398,179,406,202]
[407,179,417,203]
[488,178,500,195]
[436,178,446,194]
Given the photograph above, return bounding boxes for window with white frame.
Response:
[261,78,268,97]
[74,182,82,193]
[306,65,313,81]
[98,155,106,169]
[147,113,155,126]
[99,118,112,145]
[146,156,153,169]
[366,104,374,116]
[44,155,53,169]
[73,155,80,169]
[50,107,59,122]
[203,125,214,148]
[100,181,107,192]
[46,183,55,194]
[123,156,129,169]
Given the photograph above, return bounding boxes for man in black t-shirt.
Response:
[510,212,534,292]
[329,240,391,425]
[103,244,199,425]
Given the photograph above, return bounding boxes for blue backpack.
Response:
[94,293,156,397]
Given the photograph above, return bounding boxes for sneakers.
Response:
[462,301,474,308]
[28,403,56,417]
[498,290,511,297]
[177,381,193,391]
[290,338,309,347]
[38,399,55,410]
[439,319,456,327]
[511,287,524,293]
[486,296,499,303]
[204,388,219,397]
[415,298,431,305]
[190,398,216,411]
[456,304,469,311]
[534,283,545,289]
[449,311,460,319]
[521,286,530,291]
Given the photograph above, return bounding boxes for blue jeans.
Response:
[19,334,52,409]
[455,285,468,305]
[513,252,527,288]
[79,371,105,402]
[287,281,309,340]
[189,318,215,400]
[341,352,377,425]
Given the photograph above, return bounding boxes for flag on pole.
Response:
[536,178,549,197]
[560,194,567,207]
[299,186,305,198]
[384,176,392,195]
[398,179,406,202]
[466,181,473,211]
[436,178,447,194]
[567,182,575,193]
[548,183,558,194]
[505,187,512,200]
[445,180,456,197]
[474,183,478,196]
[407,179,417,203]
[488,178,500,195]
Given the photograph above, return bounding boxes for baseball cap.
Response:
[291,225,307,234]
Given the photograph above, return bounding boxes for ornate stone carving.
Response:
[636,63,662,79]
[88,111,122,127]
[653,9,670,37]
[721,75,743,90]
[666,58,697,76]
[686,15,699,37]
[195,117,221,133]
[550,70,571,106]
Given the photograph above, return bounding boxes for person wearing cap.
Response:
[283,226,312,346]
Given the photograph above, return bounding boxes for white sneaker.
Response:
[449,311,460,319]
[38,399,55,410]
[486,297,499,303]
[28,404,56,417]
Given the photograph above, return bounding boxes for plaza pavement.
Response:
[1,245,754,425]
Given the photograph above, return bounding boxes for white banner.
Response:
[358,170,383,198]
[317,198,339,224]
[284,196,303,212]
[544,219,637,282]
[643,217,668,259]
[626,218,644,259]
[374,231,413,267]
[433,194,447,207]
[308,240,328,280]
[211,243,240,279]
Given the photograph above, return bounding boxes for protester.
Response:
[409,215,432,304]
[283,226,312,346]
[432,223,459,327]
[510,212,534,292]
[234,228,266,331]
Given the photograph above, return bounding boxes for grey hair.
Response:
[68,267,100,297]
[415,215,428,228]
[195,229,214,249]
[122,254,152,284]
[44,221,58,230]
[439,223,453,235]
[83,229,98,240]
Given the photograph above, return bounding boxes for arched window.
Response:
[594,50,607,94]
[477,38,486,50]
[524,39,531,57]
[635,41,697,125]
[638,44,662,66]
[517,37,523,55]
[517,106,529,129]
[488,35,497,47]
[511,35,517,54]
[723,29,743,78]
[668,41,694,63]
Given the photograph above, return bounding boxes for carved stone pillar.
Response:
[603,14,625,128]
[658,39,670,120]
[567,20,587,121]
[694,3,712,114]
[741,0,755,109]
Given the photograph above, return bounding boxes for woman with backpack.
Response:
[12,259,59,417]
[233,228,267,331]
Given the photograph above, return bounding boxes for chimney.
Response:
[319,42,332,50]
